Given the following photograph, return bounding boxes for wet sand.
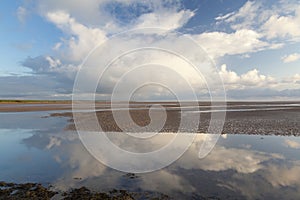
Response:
[1,101,300,135]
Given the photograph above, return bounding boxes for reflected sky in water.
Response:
[1,111,300,199]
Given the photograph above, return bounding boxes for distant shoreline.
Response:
[1,99,300,104]
[0,100,71,104]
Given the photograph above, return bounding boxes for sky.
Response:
[0,0,300,100]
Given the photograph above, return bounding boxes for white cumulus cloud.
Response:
[281,53,300,63]
[262,7,300,40]
[194,29,268,58]
[217,1,300,42]
[46,11,107,62]
[219,64,276,89]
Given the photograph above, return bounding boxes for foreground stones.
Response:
[0,182,56,199]
[0,182,171,200]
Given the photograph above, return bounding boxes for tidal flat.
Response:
[0,101,300,199]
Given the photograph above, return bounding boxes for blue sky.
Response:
[0,1,61,75]
[0,0,300,100]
